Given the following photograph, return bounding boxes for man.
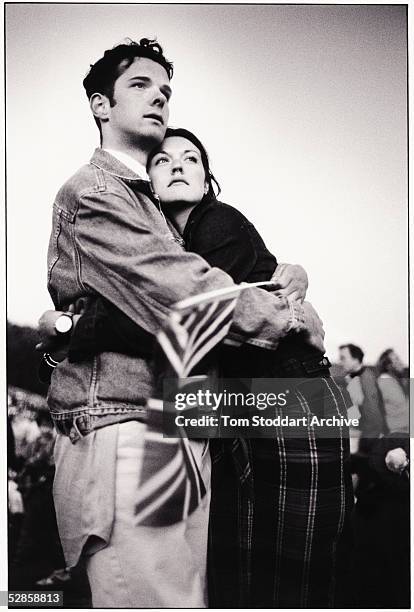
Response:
[46,38,324,607]
[339,343,386,513]
[339,343,387,451]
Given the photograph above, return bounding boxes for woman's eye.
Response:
[155,157,169,165]
[185,156,198,163]
[133,82,145,89]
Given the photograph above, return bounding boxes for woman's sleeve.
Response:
[68,296,155,362]
[189,205,275,283]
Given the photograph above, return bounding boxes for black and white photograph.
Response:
[4,3,410,609]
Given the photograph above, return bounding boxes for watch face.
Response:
[55,314,73,334]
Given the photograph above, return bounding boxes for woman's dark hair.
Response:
[377,348,395,375]
[377,348,408,396]
[148,127,221,201]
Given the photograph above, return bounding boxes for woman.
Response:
[39,128,353,608]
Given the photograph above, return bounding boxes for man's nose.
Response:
[151,90,167,108]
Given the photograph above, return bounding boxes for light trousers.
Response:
[85,421,211,608]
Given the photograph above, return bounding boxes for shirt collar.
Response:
[103,148,150,181]
[349,366,365,378]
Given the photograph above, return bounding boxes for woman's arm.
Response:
[185,202,277,283]
[186,202,308,302]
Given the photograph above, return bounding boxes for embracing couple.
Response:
[39,38,354,608]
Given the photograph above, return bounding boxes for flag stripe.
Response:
[135,465,188,524]
[183,299,235,362]
[183,318,233,377]
[175,280,274,310]
[135,443,183,501]
[182,305,235,374]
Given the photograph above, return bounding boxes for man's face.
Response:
[338,347,360,374]
[107,57,171,147]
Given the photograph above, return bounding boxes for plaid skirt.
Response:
[208,375,354,608]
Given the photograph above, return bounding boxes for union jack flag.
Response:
[135,281,272,526]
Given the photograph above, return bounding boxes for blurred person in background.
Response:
[8,416,24,560]
[10,410,41,462]
[376,349,408,434]
[9,410,67,590]
[352,430,410,608]
[339,346,410,607]
[338,343,388,512]
[338,343,387,453]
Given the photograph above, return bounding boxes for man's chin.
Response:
[136,127,167,152]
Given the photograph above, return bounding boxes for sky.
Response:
[5,3,408,364]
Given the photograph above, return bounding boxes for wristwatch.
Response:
[54,312,74,336]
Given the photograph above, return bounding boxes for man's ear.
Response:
[90,93,110,123]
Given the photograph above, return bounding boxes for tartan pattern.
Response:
[208,376,354,608]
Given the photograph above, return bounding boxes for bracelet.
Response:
[43,353,59,368]
[287,301,305,333]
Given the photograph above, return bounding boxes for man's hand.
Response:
[37,310,65,345]
[385,448,409,474]
[270,263,308,303]
[301,301,325,353]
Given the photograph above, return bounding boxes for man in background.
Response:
[339,343,386,453]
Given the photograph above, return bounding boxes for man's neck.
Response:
[101,135,149,166]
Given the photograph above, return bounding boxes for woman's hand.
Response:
[301,301,325,353]
[385,448,409,474]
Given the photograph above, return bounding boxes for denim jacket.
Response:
[47,148,294,441]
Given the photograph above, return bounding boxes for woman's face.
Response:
[148,136,208,206]
[388,351,404,373]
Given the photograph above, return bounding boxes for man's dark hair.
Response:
[83,38,173,134]
[339,343,364,363]
[148,127,221,201]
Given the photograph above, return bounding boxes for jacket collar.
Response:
[90,148,149,183]
[90,148,158,202]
